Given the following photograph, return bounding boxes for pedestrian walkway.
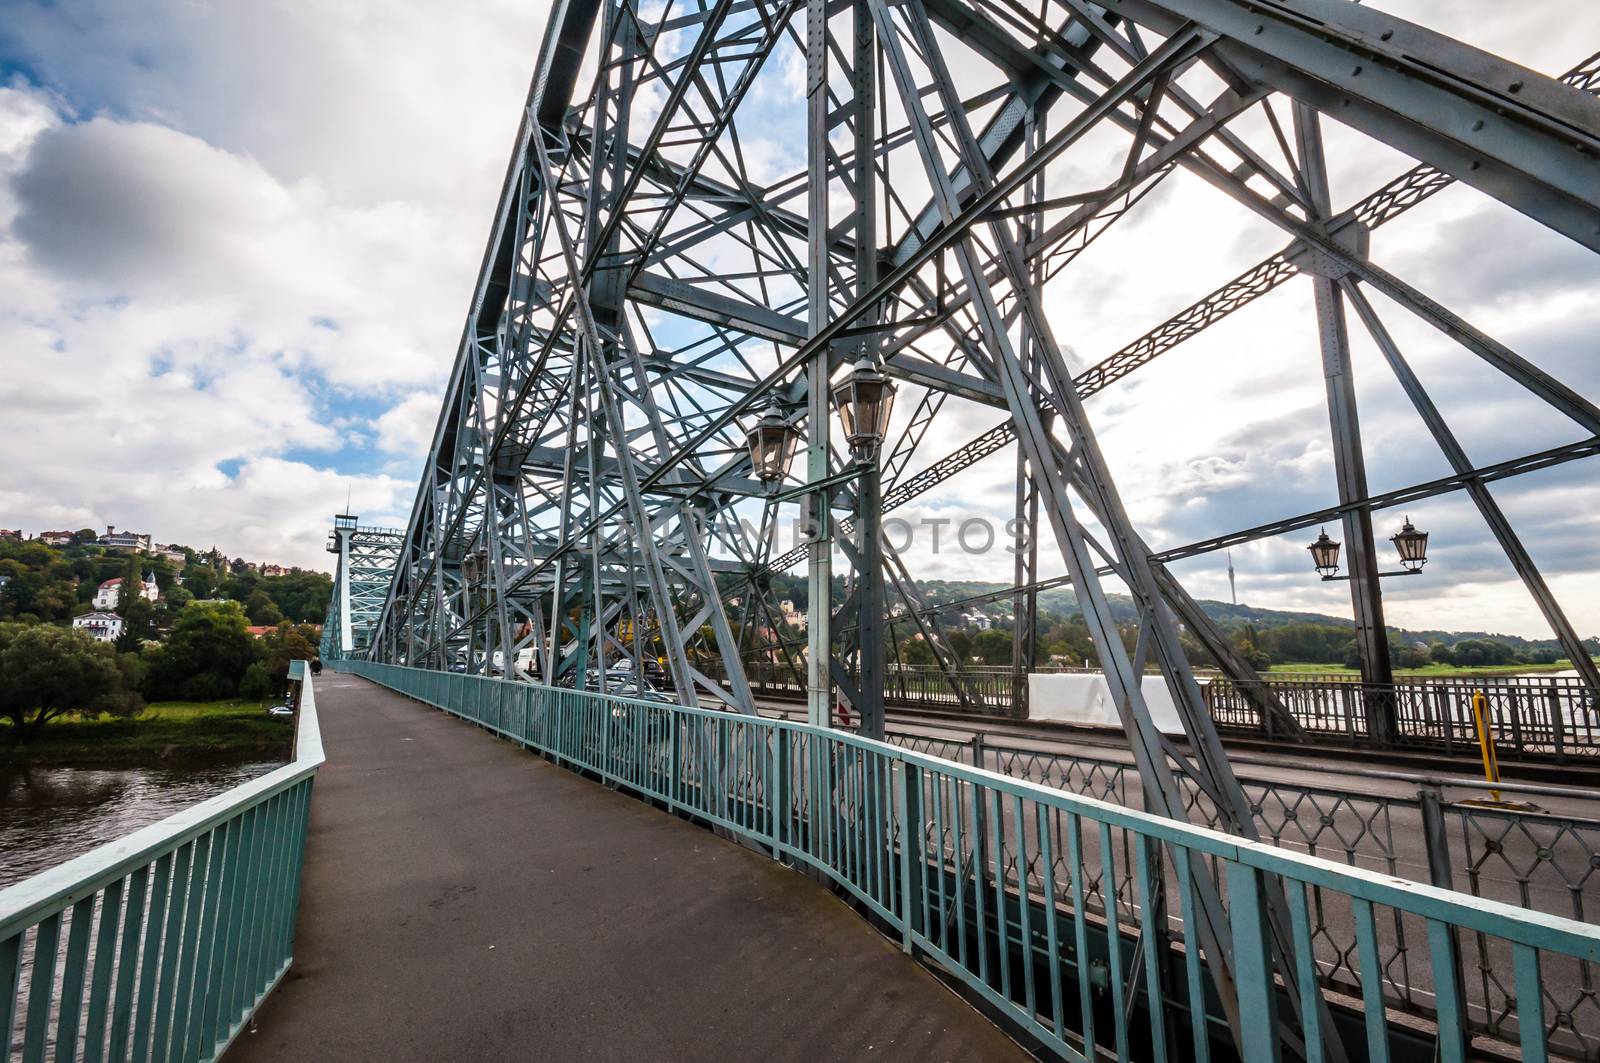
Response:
[227,674,1028,1062]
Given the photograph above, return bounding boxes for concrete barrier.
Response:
[1027,672,1187,734]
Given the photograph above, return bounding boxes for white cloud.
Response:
[1,0,1597,643]
[374,392,442,456]
[0,0,551,569]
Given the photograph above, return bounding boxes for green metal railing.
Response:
[884,728,1600,1055]
[1,664,322,1063]
[338,660,1600,1062]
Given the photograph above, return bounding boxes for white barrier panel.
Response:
[1027,672,1188,734]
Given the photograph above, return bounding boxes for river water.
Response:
[0,760,284,890]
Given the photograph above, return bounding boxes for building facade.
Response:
[93,574,159,610]
[72,611,124,643]
[98,526,153,552]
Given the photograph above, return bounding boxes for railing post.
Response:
[1418,787,1456,892]
[1419,787,1470,1052]
[1435,685,1453,755]
[1224,861,1281,1063]
[773,727,790,851]
[1507,687,1525,757]
[1548,682,1566,763]
[970,732,985,770]
[896,761,923,952]
[669,710,681,806]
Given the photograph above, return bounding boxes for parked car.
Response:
[267,701,295,718]
[610,680,672,705]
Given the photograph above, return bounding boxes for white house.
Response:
[73,611,124,643]
[93,574,159,610]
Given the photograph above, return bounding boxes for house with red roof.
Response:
[93,574,159,610]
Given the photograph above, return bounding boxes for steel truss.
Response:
[359,0,1600,1054]
[321,518,405,661]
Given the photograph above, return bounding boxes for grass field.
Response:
[1,698,294,766]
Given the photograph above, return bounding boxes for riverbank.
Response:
[0,699,293,767]
[1266,660,1596,678]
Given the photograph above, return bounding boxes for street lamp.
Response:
[1390,516,1429,573]
[1307,519,1429,580]
[830,354,896,742]
[831,355,897,456]
[745,399,800,486]
[1308,527,1341,579]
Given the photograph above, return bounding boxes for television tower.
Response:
[1227,550,1237,606]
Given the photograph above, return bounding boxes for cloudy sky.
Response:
[1,0,1597,639]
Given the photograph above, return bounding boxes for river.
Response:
[0,760,284,890]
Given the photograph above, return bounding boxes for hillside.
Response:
[0,535,331,629]
[912,579,1593,654]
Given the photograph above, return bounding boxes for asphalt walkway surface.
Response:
[228,673,1028,1063]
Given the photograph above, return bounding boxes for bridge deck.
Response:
[228,674,1026,1062]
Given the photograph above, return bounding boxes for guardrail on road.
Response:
[337,660,1600,1062]
[1,663,322,1062]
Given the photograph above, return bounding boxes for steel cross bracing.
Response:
[321,520,405,661]
[358,0,1600,1056]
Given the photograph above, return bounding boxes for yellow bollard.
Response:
[1470,691,1503,802]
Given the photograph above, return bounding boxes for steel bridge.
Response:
[312,0,1600,1058]
[317,516,403,662]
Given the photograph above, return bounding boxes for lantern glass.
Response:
[745,403,798,484]
[831,357,897,452]
[1391,517,1429,572]
[1308,527,1341,577]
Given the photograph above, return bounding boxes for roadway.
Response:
[758,698,1600,813]
[229,674,1030,1063]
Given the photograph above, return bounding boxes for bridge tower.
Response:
[321,515,404,661]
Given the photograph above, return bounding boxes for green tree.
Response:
[182,567,218,600]
[0,540,78,621]
[238,661,274,701]
[147,600,257,701]
[259,571,334,623]
[972,629,1012,665]
[0,623,145,741]
[245,590,283,626]
[115,554,143,617]
[899,636,937,666]
[257,621,317,693]
[157,583,195,625]
[116,596,157,652]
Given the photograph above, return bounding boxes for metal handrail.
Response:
[340,660,1600,1062]
[1,663,323,1062]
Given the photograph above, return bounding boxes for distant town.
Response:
[0,524,306,577]
[0,524,326,643]
[0,522,332,726]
